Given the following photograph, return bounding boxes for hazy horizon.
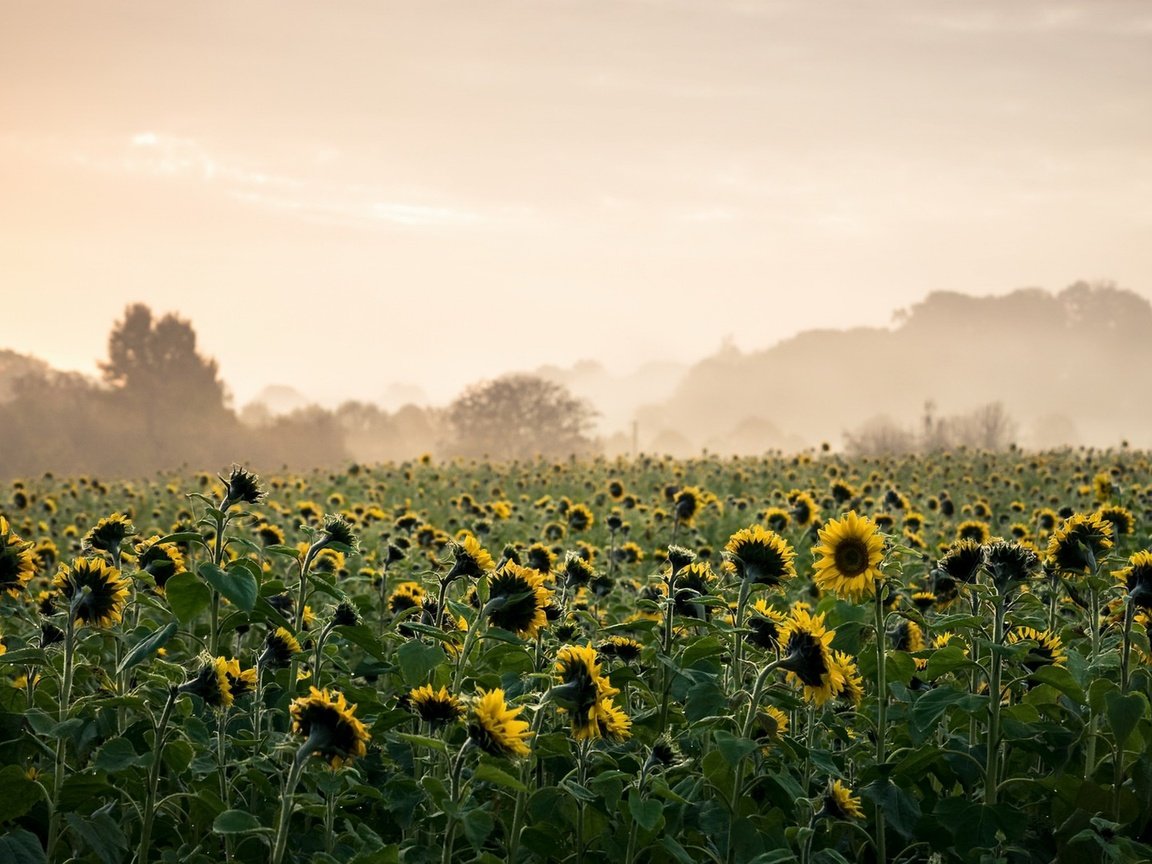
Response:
[3,1,1151,407]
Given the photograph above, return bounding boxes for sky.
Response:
[2,0,1151,407]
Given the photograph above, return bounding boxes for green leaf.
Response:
[335,624,389,661]
[392,732,448,753]
[262,544,302,560]
[1029,665,1086,705]
[200,561,258,612]
[116,621,178,674]
[0,829,46,864]
[713,730,758,766]
[472,762,527,793]
[922,644,975,679]
[885,651,916,685]
[461,807,494,849]
[165,571,211,623]
[1104,690,1148,748]
[0,647,47,666]
[630,791,664,832]
[66,810,128,864]
[863,779,922,839]
[156,531,206,546]
[93,738,143,774]
[59,774,115,812]
[396,640,445,686]
[212,809,267,835]
[0,766,45,823]
[910,686,986,734]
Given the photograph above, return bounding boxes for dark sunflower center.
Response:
[834,539,870,577]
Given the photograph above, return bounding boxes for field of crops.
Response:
[2,449,1151,864]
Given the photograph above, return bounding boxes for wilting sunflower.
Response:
[83,513,137,555]
[408,684,465,726]
[445,533,495,581]
[180,654,234,709]
[723,525,796,588]
[1046,512,1113,574]
[259,626,302,668]
[468,688,532,757]
[1115,550,1152,609]
[134,536,186,593]
[0,516,37,599]
[821,780,864,820]
[1007,627,1068,670]
[488,562,552,638]
[812,511,884,603]
[778,609,844,706]
[984,539,1040,593]
[290,687,371,768]
[52,557,130,628]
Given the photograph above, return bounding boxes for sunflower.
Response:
[593,696,632,742]
[1046,512,1113,574]
[1095,505,1135,539]
[983,539,1040,593]
[83,513,138,554]
[597,636,643,663]
[468,688,532,758]
[408,684,465,726]
[290,687,371,768]
[52,557,130,628]
[1007,627,1067,670]
[812,512,884,603]
[755,705,790,748]
[910,590,937,613]
[932,539,985,602]
[221,465,265,507]
[259,626,303,668]
[890,619,925,653]
[526,543,555,574]
[672,562,717,620]
[563,552,596,588]
[446,533,495,581]
[256,522,286,547]
[488,562,552,638]
[788,490,820,528]
[134,536,186,593]
[1116,550,1152,610]
[567,503,594,532]
[223,658,257,699]
[388,581,426,614]
[180,655,234,709]
[822,780,864,820]
[553,644,613,738]
[0,516,37,599]
[831,651,864,707]
[672,487,703,523]
[778,609,844,706]
[723,526,796,588]
[746,599,787,651]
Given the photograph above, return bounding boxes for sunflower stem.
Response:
[47,612,77,863]
[1120,597,1135,693]
[873,589,888,864]
[730,577,753,691]
[441,739,475,864]
[983,597,1006,806]
[271,746,310,864]
[137,687,178,864]
[727,657,784,864]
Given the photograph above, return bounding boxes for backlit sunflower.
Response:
[553,644,614,739]
[446,533,495,581]
[290,686,371,768]
[746,599,787,651]
[1046,512,1113,574]
[822,780,864,820]
[468,688,532,758]
[593,696,631,742]
[0,516,37,599]
[723,525,796,587]
[52,557,130,628]
[408,684,465,726]
[1115,550,1152,609]
[812,511,884,603]
[788,490,820,528]
[134,536,186,593]
[1096,506,1135,538]
[180,654,234,709]
[488,562,552,638]
[983,539,1040,593]
[1007,627,1068,670]
[83,513,137,554]
[778,609,844,706]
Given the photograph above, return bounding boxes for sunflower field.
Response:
[2,450,1152,864]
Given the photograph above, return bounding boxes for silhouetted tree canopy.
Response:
[445,374,597,460]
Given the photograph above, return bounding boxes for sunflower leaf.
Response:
[199,561,258,612]
[116,621,178,674]
[0,828,47,864]
[473,762,527,793]
[0,766,45,823]
[165,571,211,623]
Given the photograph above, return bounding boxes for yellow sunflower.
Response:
[822,780,864,820]
[812,511,884,603]
[0,516,37,599]
[468,688,532,757]
[408,684,466,726]
[778,609,844,706]
[488,562,552,638]
[52,557,131,628]
[723,525,796,587]
[290,687,371,768]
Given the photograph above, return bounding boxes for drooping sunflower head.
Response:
[468,688,532,758]
[1096,506,1135,538]
[563,552,596,588]
[746,599,787,652]
[488,562,552,638]
[723,525,796,588]
[83,513,138,554]
[983,539,1040,593]
[890,618,925,653]
[1046,512,1113,575]
[52,557,130,628]
[812,511,884,603]
[932,539,985,602]
[830,650,864,708]
[290,686,371,768]
[407,684,465,726]
[317,514,359,552]
[179,654,234,709]
[821,780,864,821]
[779,609,843,706]
[597,635,643,663]
[1007,626,1068,670]
[552,644,607,734]
[223,658,257,699]
[389,581,426,614]
[259,626,302,668]
[134,536,186,593]
[593,696,631,742]
[446,533,495,581]
[220,465,265,508]
[1115,550,1152,610]
[0,516,37,599]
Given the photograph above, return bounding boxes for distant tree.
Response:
[445,375,598,460]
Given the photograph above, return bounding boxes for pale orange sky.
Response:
[2,0,1151,406]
